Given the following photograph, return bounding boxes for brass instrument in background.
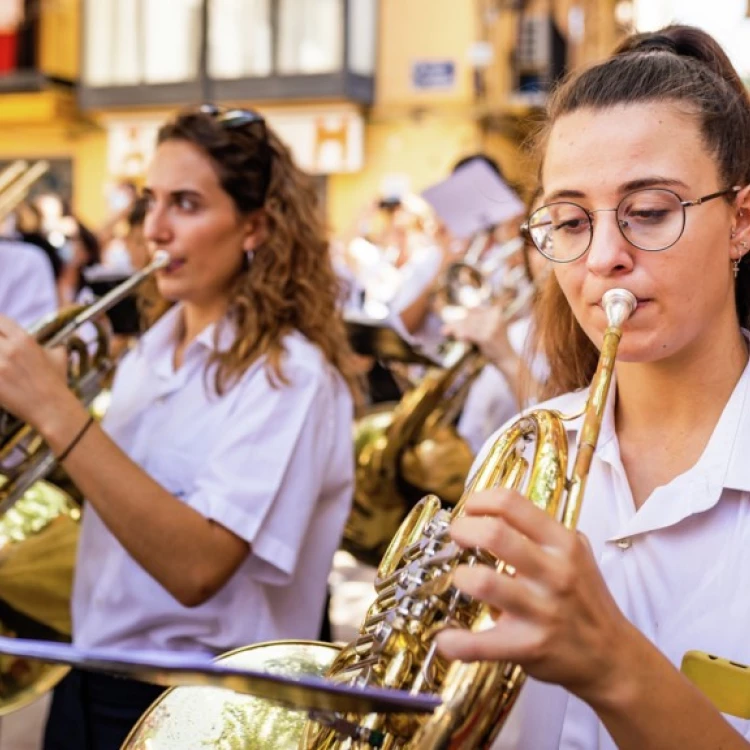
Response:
[435,232,531,324]
[0,251,168,715]
[346,342,481,566]
[0,160,50,224]
[301,288,636,748]
[344,236,534,567]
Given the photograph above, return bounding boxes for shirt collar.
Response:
[558,331,750,538]
[714,344,750,494]
[613,359,750,539]
[138,304,236,382]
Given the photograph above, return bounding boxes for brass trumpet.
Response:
[0,250,168,715]
[0,250,169,515]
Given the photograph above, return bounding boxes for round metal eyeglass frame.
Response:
[520,186,741,263]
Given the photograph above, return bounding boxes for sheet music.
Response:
[422,160,525,238]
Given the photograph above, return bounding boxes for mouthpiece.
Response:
[602,288,637,328]
[151,250,170,269]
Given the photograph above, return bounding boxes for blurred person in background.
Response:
[55,215,101,305]
[123,197,148,270]
[0,237,57,327]
[443,188,551,452]
[391,155,523,360]
[11,200,63,281]
[97,180,139,271]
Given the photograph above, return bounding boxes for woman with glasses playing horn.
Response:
[433,25,750,750]
[0,105,356,749]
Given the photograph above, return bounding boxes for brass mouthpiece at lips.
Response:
[602,288,637,329]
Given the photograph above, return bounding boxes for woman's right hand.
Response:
[0,316,76,429]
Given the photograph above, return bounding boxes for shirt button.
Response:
[616,537,632,550]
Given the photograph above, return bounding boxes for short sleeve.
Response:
[185,355,348,583]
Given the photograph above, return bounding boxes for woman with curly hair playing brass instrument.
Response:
[0,106,356,749]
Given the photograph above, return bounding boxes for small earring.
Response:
[733,258,741,278]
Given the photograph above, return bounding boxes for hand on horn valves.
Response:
[0,315,73,428]
[435,488,639,706]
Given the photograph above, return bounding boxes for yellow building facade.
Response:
[0,0,626,233]
[0,0,109,227]
[329,0,627,232]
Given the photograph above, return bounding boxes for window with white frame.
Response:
[84,0,201,86]
[208,0,272,78]
[277,0,343,74]
[348,0,377,75]
[83,0,375,88]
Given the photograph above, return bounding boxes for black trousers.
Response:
[43,669,165,750]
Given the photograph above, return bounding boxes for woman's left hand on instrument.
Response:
[0,314,73,426]
[436,488,633,703]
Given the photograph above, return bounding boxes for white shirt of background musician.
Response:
[0,240,57,327]
[72,303,354,653]
[457,316,543,455]
[488,337,750,749]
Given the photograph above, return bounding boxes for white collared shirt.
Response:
[0,240,57,327]
[72,304,354,653]
[488,346,750,748]
[457,316,546,454]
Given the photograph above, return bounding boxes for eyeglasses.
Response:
[199,103,267,140]
[521,186,741,263]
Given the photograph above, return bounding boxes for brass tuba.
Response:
[0,251,169,714]
[301,287,636,748]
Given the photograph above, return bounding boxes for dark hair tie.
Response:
[631,35,680,55]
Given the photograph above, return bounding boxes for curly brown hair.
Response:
[139,108,357,396]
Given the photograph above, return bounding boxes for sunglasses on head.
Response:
[199,104,272,206]
[199,104,267,139]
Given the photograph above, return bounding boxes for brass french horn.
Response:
[301,288,636,748]
[0,251,168,714]
[124,287,635,749]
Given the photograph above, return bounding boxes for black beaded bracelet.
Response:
[57,415,95,463]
